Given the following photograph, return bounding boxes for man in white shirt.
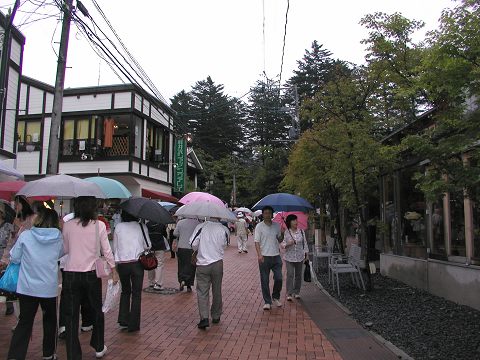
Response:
[190,219,229,329]
[254,206,283,310]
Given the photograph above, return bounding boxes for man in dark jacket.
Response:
[146,221,168,291]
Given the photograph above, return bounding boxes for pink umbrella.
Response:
[273,211,308,231]
[178,192,225,207]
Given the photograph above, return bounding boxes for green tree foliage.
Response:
[402,0,480,201]
[360,12,428,135]
[170,76,244,159]
[245,76,291,164]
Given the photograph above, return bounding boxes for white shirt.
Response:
[282,229,308,263]
[190,221,229,266]
[254,221,282,256]
[113,221,150,262]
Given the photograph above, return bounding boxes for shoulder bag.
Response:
[95,220,112,278]
[138,223,158,270]
[190,227,203,266]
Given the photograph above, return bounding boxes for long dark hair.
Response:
[34,207,59,229]
[15,196,33,221]
[74,197,98,227]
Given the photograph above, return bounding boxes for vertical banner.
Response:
[174,138,186,193]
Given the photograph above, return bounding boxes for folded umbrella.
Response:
[175,201,237,222]
[120,197,175,224]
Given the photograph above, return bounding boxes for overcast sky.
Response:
[3,0,456,101]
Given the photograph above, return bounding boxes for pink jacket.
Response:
[62,219,115,272]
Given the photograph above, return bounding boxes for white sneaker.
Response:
[263,303,271,310]
[81,325,93,332]
[153,284,163,291]
[294,294,301,299]
[273,299,282,307]
[43,355,57,360]
[286,295,292,301]
[95,345,107,358]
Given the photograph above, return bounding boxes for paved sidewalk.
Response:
[0,235,393,359]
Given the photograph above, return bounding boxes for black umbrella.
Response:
[120,197,175,224]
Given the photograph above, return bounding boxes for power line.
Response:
[278,0,290,86]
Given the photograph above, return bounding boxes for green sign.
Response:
[174,138,187,193]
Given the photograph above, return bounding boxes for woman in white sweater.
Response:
[112,211,151,332]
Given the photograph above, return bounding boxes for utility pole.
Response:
[0,0,20,146]
[46,0,73,175]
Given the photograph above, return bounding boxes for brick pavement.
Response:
[0,235,342,360]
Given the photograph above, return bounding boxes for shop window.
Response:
[61,118,97,157]
[430,198,446,259]
[145,122,169,165]
[400,167,427,258]
[17,120,41,151]
[450,191,466,257]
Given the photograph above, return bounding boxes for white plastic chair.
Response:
[329,244,365,296]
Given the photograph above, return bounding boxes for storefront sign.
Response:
[174,138,186,193]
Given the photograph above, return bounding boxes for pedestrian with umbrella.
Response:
[253,206,284,310]
[112,210,151,332]
[61,196,118,359]
[175,201,235,329]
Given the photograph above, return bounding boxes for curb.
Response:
[311,260,414,360]
[310,263,352,315]
[370,331,415,360]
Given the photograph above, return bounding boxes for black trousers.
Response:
[59,270,93,328]
[177,248,196,286]
[62,271,104,360]
[7,294,57,360]
[117,261,144,331]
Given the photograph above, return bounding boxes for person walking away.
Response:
[191,219,229,329]
[146,221,168,291]
[234,212,250,253]
[281,214,309,301]
[61,197,119,360]
[1,197,36,318]
[254,206,283,310]
[173,218,200,292]
[0,203,14,259]
[6,208,64,360]
[113,211,151,332]
[166,222,176,258]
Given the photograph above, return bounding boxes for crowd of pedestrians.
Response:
[0,197,310,359]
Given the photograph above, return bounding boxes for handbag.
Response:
[139,223,158,270]
[95,221,112,278]
[0,262,20,293]
[304,259,312,282]
[190,227,203,266]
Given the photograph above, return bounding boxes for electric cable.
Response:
[278,0,290,86]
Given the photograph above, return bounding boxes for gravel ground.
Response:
[314,261,480,360]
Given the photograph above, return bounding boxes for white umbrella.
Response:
[17,174,106,199]
[253,210,262,217]
[175,201,237,222]
[0,161,24,179]
[234,207,252,214]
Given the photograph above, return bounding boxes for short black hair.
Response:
[121,210,138,223]
[285,214,298,229]
[262,206,274,214]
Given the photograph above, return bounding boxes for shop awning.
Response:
[141,188,179,203]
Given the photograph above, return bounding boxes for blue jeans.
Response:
[259,255,283,304]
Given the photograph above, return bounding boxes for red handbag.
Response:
[139,223,158,270]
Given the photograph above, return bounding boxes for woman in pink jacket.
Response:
[61,197,119,360]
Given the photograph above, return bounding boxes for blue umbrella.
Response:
[252,193,314,212]
[84,177,131,199]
